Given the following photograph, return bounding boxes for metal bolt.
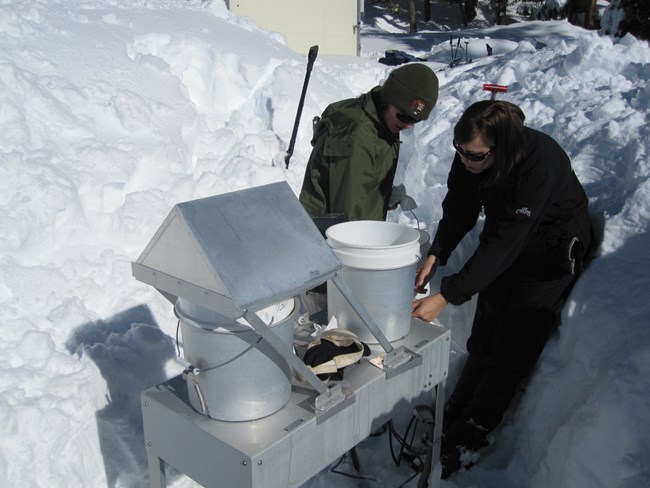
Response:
[144,401,149,406]
[147,442,152,447]
[242,460,247,466]
[258,460,263,465]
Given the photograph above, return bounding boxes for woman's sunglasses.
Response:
[453,140,493,162]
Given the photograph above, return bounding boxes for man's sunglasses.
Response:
[453,140,493,162]
[396,111,420,125]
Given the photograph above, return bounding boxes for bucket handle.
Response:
[183,368,210,417]
[177,318,271,371]
[182,342,258,373]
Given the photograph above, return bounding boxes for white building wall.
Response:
[229,0,360,56]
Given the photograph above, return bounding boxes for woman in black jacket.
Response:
[412,100,595,478]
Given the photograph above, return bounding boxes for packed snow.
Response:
[0,0,649,487]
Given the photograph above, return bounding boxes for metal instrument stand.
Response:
[141,319,449,488]
[131,182,451,488]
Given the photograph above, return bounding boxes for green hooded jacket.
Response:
[299,87,401,221]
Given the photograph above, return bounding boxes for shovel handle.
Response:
[483,83,508,100]
[285,45,319,169]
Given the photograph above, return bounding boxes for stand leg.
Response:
[148,452,167,488]
[428,381,445,488]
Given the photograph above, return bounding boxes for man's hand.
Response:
[388,184,407,210]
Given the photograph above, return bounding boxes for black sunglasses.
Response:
[396,111,420,125]
[453,140,493,162]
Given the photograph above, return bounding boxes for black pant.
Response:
[444,264,577,445]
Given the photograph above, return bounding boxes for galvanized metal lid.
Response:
[132,181,341,318]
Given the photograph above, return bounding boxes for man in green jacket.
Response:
[299,63,439,222]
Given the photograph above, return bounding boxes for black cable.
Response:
[388,420,401,465]
[398,417,419,466]
[329,452,376,481]
[388,417,420,467]
[398,469,422,488]
[329,415,432,486]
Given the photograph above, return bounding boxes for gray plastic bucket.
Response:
[175,298,297,422]
[326,221,421,343]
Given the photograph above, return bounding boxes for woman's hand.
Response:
[415,255,438,294]
[412,293,448,322]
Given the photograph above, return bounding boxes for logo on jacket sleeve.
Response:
[515,207,532,217]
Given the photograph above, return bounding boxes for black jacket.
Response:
[429,128,593,305]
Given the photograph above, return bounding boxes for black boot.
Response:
[440,415,490,479]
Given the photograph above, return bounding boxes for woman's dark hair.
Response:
[453,100,527,187]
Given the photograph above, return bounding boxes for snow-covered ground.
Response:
[1,0,649,487]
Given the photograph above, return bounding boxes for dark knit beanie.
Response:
[380,63,439,121]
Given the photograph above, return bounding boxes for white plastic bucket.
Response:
[176,298,297,422]
[326,221,421,343]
